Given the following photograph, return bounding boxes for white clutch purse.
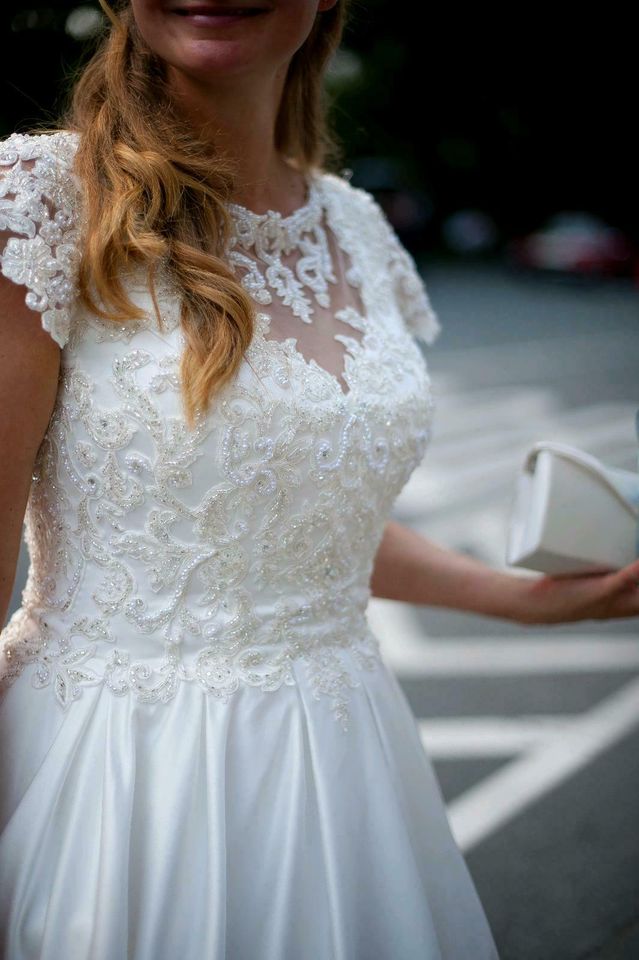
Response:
[506,433,639,577]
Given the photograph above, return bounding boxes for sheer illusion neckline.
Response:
[226,170,322,230]
[250,310,373,403]
[223,169,371,402]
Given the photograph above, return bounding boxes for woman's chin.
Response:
[167,43,260,80]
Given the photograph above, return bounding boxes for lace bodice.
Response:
[0,129,441,731]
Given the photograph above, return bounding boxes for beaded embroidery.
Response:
[0,129,440,731]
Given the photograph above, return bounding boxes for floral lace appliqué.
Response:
[0,130,440,733]
[0,129,82,348]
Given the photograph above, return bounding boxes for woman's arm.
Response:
[370,519,639,625]
[370,519,530,622]
[0,266,61,630]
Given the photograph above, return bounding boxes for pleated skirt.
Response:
[0,646,500,959]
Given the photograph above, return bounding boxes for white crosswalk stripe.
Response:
[417,717,573,757]
[447,676,639,852]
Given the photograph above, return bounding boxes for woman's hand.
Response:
[517,557,639,625]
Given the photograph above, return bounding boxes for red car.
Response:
[508,212,637,279]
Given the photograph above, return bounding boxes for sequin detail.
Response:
[0,129,82,348]
[0,130,440,732]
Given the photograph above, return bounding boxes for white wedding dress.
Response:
[0,129,500,959]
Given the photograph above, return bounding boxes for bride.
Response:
[1,1,637,957]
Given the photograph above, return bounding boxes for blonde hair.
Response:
[56,0,350,428]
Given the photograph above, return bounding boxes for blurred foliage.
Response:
[1,2,636,249]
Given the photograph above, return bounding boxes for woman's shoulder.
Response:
[317,168,389,225]
[317,167,421,257]
[317,168,442,347]
[0,128,83,350]
[0,127,82,222]
[316,168,406,268]
[0,127,80,165]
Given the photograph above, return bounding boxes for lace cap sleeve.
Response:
[0,129,82,349]
[367,194,442,346]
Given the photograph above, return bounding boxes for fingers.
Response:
[614,557,639,591]
[609,578,639,618]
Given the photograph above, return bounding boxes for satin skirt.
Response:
[0,648,500,959]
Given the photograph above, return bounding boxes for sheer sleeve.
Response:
[387,228,442,346]
[367,195,442,346]
[0,130,81,349]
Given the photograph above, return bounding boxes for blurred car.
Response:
[441,208,500,254]
[507,211,637,278]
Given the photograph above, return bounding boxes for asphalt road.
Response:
[372,257,639,960]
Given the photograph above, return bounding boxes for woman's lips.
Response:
[172,6,269,25]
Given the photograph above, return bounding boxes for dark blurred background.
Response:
[2,1,638,276]
[3,6,639,960]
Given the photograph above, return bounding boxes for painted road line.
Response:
[395,638,639,675]
[424,388,559,441]
[394,438,636,520]
[433,395,636,438]
[405,415,635,486]
[447,674,639,853]
[368,598,639,676]
[418,716,571,758]
[404,510,512,567]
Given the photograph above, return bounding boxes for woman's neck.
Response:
[166,62,306,216]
